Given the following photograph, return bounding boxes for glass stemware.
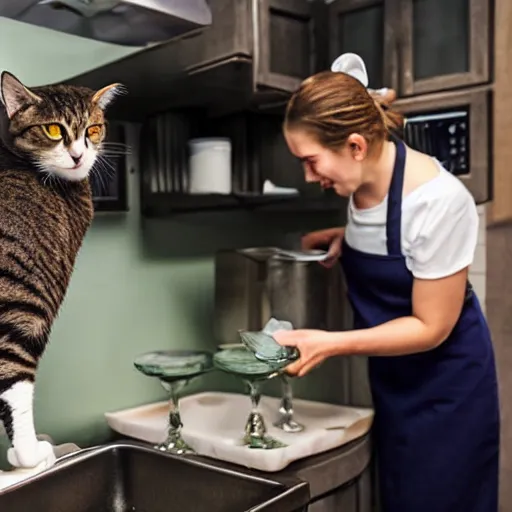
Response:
[213,347,287,449]
[273,374,304,433]
[239,326,305,433]
[134,350,213,455]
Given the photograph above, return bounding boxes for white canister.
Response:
[188,137,232,194]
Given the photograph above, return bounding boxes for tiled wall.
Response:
[470,205,487,313]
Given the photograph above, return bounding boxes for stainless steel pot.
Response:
[214,247,343,343]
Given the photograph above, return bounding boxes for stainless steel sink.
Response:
[0,441,310,512]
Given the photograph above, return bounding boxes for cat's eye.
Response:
[86,124,103,141]
[42,124,63,141]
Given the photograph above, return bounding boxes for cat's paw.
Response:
[7,440,56,469]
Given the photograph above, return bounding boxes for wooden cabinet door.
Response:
[328,0,397,90]
[255,0,318,92]
[397,0,490,96]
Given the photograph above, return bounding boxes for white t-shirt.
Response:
[344,161,479,280]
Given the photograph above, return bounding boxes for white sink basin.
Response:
[105,392,374,472]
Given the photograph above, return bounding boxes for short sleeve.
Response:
[409,187,479,280]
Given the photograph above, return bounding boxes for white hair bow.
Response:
[331,53,389,98]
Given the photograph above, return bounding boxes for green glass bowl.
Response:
[134,350,213,382]
[213,347,285,380]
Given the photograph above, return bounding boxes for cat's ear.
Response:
[91,83,125,110]
[0,71,42,119]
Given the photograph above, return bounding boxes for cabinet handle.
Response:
[395,37,402,94]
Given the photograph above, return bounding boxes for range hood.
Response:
[0,0,212,46]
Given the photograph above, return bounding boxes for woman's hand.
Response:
[301,227,345,268]
[273,329,338,377]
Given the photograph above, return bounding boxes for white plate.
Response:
[275,250,329,262]
[105,391,374,472]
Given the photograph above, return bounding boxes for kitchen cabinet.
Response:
[175,0,318,93]
[398,0,490,96]
[62,0,321,120]
[58,0,495,215]
[328,0,491,96]
[256,0,319,93]
[61,0,491,119]
[328,0,391,89]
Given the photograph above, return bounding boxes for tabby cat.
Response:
[0,71,122,469]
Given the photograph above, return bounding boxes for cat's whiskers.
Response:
[34,161,60,194]
[97,153,115,171]
[100,151,130,158]
[100,141,131,154]
[91,156,114,194]
[90,168,107,194]
[98,145,131,158]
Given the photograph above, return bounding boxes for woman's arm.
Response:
[327,172,477,358]
[276,161,479,376]
[301,227,345,249]
[301,227,345,267]
[275,267,469,377]
[326,267,469,358]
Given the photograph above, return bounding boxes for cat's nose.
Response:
[71,154,83,165]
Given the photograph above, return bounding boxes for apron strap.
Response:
[386,138,406,256]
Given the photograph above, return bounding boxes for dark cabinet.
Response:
[158,0,317,91]
[398,0,490,95]
[327,0,490,96]
[328,0,391,89]
[188,0,317,93]
[63,0,320,120]
[63,0,492,119]
[257,0,318,92]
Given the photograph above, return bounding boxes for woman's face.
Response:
[284,129,367,196]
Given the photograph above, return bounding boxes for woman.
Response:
[274,70,500,512]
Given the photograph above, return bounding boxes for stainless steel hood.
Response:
[0,0,212,46]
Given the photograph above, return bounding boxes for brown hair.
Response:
[284,71,403,154]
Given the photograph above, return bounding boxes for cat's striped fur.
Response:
[0,72,122,469]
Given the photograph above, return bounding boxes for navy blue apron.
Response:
[341,139,500,512]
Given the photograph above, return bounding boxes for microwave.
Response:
[404,109,469,176]
[395,87,492,204]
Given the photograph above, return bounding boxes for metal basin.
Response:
[0,441,309,512]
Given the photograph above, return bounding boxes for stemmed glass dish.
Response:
[273,375,305,433]
[213,347,287,449]
[240,321,305,433]
[134,350,213,455]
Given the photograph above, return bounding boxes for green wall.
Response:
[0,20,344,458]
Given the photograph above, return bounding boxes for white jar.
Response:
[188,137,232,194]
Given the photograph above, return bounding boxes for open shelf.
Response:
[139,109,344,217]
[140,191,342,216]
